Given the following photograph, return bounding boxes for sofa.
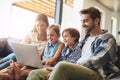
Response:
[0,38,120,80]
[0,37,21,58]
[110,43,120,80]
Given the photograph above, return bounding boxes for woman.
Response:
[11,24,64,80]
[0,14,49,79]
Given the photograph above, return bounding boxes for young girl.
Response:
[26,28,81,80]
[9,24,64,80]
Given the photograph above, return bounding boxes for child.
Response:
[26,28,81,80]
[2,24,64,80]
[40,24,64,65]
[58,28,81,63]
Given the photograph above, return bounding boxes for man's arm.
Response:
[81,34,117,70]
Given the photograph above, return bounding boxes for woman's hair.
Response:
[62,28,80,42]
[32,14,49,32]
[47,24,60,35]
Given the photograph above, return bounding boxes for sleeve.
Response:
[81,35,117,70]
[71,47,81,63]
[22,33,31,44]
[58,48,65,61]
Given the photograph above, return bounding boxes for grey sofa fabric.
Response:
[0,37,21,58]
[0,38,14,57]
[109,76,120,80]
[109,43,120,80]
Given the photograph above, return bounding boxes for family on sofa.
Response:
[0,7,120,80]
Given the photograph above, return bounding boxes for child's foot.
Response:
[10,62,22,80]
[0,69,11,80]
[0,73,10,80]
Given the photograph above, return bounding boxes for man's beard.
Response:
[86,25,95,34]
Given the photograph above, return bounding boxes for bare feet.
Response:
[10,61,22,80]
[7,66,15,80]
[0,73,10,80]
[0,68,13,80]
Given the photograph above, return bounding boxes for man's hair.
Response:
[80,7,101,25]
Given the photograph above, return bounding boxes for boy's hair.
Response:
[80,7,101,25]
[47,24,60,35]
[62,28,80,42]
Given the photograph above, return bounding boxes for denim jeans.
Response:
[0,53,16,63]
[0,53,16,70]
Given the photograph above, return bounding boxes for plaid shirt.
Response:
[59,42,81,63]
[78,31,120,79]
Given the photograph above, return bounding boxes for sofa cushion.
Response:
[0,38,14,57]
[109,75,120,80]
[115,44,120,69]
[110,43,120,80]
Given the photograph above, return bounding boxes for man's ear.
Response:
[95,18,100,25]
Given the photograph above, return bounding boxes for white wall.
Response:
[0,0,54,40]
[0,0,13,37]
[83,0,119,42]
[0,0,119,42]
[83,0,112,30]
[10,6,37,39]
[61,0,84,40]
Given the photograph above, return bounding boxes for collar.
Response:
[48,40,59,47]
[65,42,79,50]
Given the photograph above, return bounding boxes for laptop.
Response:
[11,42,43,68]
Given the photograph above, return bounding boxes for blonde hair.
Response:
[47,24,60,35]
[31,14,49,32]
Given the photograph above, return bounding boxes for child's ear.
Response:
[73,37,76,42]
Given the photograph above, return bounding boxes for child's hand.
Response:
[41,60,46,65]
[42,58,57,66]
[45,59,54,65]
[42,59,52,65]
[45,66,54,71]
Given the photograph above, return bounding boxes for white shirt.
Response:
[77,36,96,64]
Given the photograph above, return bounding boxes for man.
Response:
[48,7,119,80]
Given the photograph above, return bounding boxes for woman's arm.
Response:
[39,45,45,58]
[22,33,31,44]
